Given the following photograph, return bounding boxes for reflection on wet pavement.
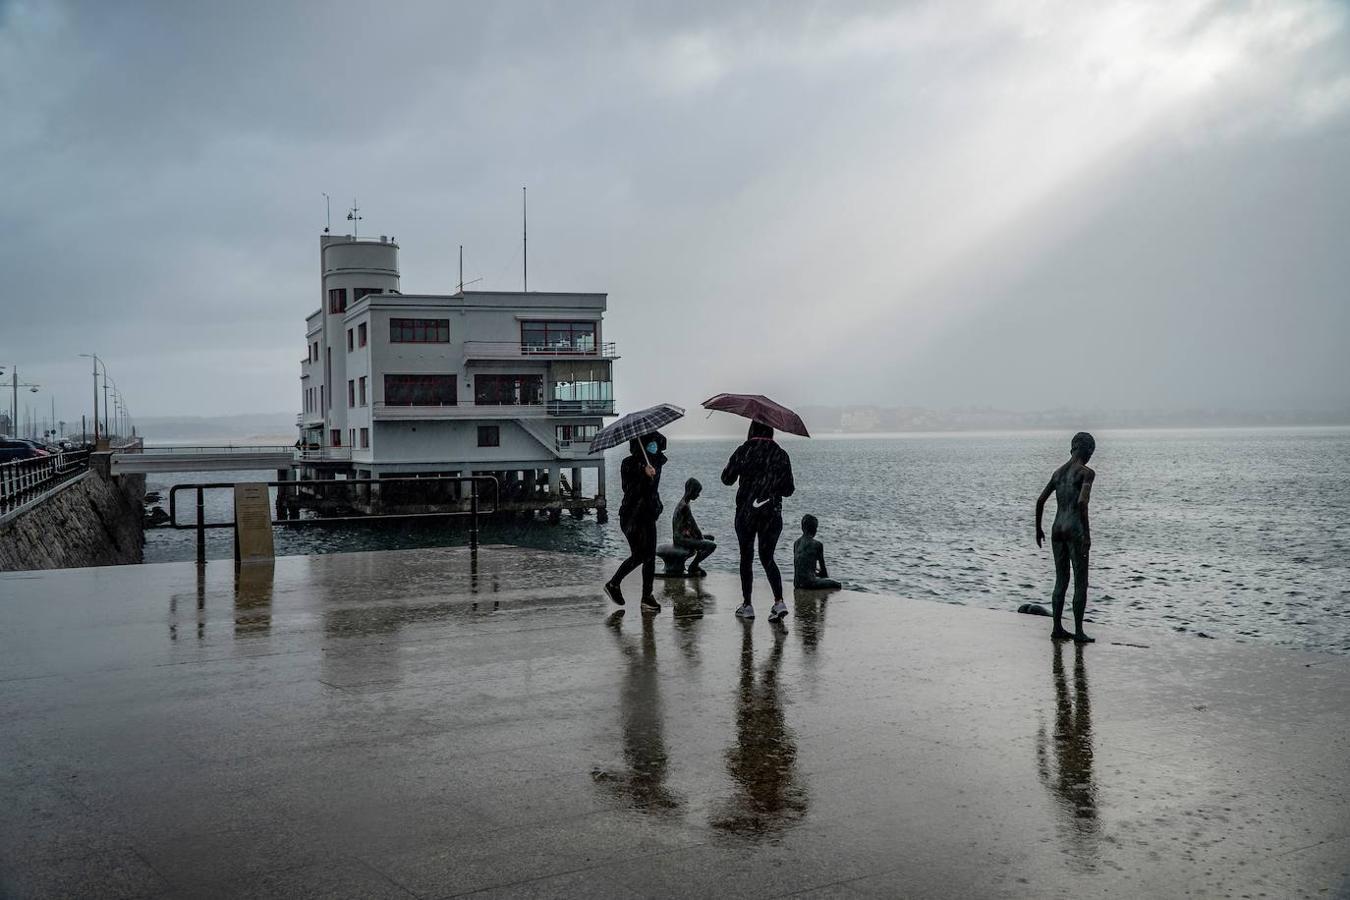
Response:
[592,611,682,814]
[1,545,1348,898]
[712,621,807,839]
[1037,641,1099,867]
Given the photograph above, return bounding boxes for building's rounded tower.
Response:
[317,235,400,450]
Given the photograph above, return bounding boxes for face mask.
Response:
[646,441,659,455]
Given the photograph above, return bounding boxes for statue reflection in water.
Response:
[593,610,682,814]
[1036,640,1100,865]
[711,621,807,837]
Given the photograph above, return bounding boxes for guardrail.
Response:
[0,450,92,517]
[371,400,614,419]
[296,447,351,462]
[134,445,293,455]
[168,474,499,564]
[463,341,618,359]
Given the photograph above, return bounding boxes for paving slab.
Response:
[1,546,1348,898]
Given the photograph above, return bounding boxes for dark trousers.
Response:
[734,507,783,603]
[613,517,657,598]
[675,537,717,570]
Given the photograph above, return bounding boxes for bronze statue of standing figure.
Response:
[1035,432,1097,643]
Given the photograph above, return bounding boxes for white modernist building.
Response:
[297,234,616,514]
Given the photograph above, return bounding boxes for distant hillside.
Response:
[136,413,296,445]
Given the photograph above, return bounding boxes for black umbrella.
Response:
[588,403,685,453]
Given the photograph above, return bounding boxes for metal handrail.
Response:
[463,341,618,357]
[296,447,351,461]
[0,450,92,516]
[167,475,499,564]
[129,445,293,455]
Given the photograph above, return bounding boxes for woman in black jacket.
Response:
[605,432,667,612]
[721,421,794,621]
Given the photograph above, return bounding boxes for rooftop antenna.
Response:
[322,193,331,233]
[458,244,463,293]
[522,186,528,293]
[346,199,362,238]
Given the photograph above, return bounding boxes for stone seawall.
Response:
[0,470,146,572]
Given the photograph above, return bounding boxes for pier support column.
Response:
[275,468,290,520]
[549,465,561,499]
[571,467,582,499]
[595,463,608,524]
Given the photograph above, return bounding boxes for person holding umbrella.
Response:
[707,395,807,622]
[590,403,686,614]
[605,432,667,612]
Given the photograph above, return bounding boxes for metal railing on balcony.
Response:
[546,399,614,416]
[462,341,618,359]
[296,447,352,462]
[0,450,91,518]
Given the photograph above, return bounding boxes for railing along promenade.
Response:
[0,450,93,518]
[169,474,499,564]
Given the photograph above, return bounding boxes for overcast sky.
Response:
[2,0,1348,425]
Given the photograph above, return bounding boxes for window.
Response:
[550,361,613,403]
[349,428,356,448]
[557,424,599,444]
[383,374,457,406]
[320,385,325,411]
[330,429,341,447]
[354,287,382,302]
[347,380,355,407]
[477,426,500,448]
[360,427,369,449]
[311,341,319,362]
[389,318,450,343]
[358,323,367,347]
[328,288,347,314]
[520,321,597,353]
[358,376,367,407]
[347,329,354,352]
[474,374,543,406]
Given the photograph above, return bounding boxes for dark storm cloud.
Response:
[1,0,1347,422]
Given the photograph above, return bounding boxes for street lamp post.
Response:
[0,365,41,438]
[78,354,108,446]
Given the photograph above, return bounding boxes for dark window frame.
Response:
[328,288,347,314]
[520,320,597,352]
[477,425,500,448]
[390,318,451,343]
[474,374,544,406]
[383,374,457,406]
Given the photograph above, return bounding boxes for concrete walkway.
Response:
[1,547,1347,898]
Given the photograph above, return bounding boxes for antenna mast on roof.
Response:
[347,199,362,238]
[522,186,528,293]
[458,244,463,293]
[322,193,331,233]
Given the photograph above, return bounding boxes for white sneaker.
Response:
[768,600,788,622]
[735,603,755,619]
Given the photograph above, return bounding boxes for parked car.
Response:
[0,439,51,463]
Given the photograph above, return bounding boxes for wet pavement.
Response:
[1,547,1348,899]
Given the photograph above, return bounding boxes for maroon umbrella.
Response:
[701,393,811,437]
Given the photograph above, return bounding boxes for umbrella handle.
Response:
[641,444,656,476]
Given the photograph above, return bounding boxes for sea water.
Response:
[142,427,1350,654]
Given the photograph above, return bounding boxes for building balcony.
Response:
[371,399,614,421]
[298,447,351,462]
[546,399,614,417]
[555,439,601,458]
[462,341,618,361]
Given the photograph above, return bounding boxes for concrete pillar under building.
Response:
[571,467,582,499]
